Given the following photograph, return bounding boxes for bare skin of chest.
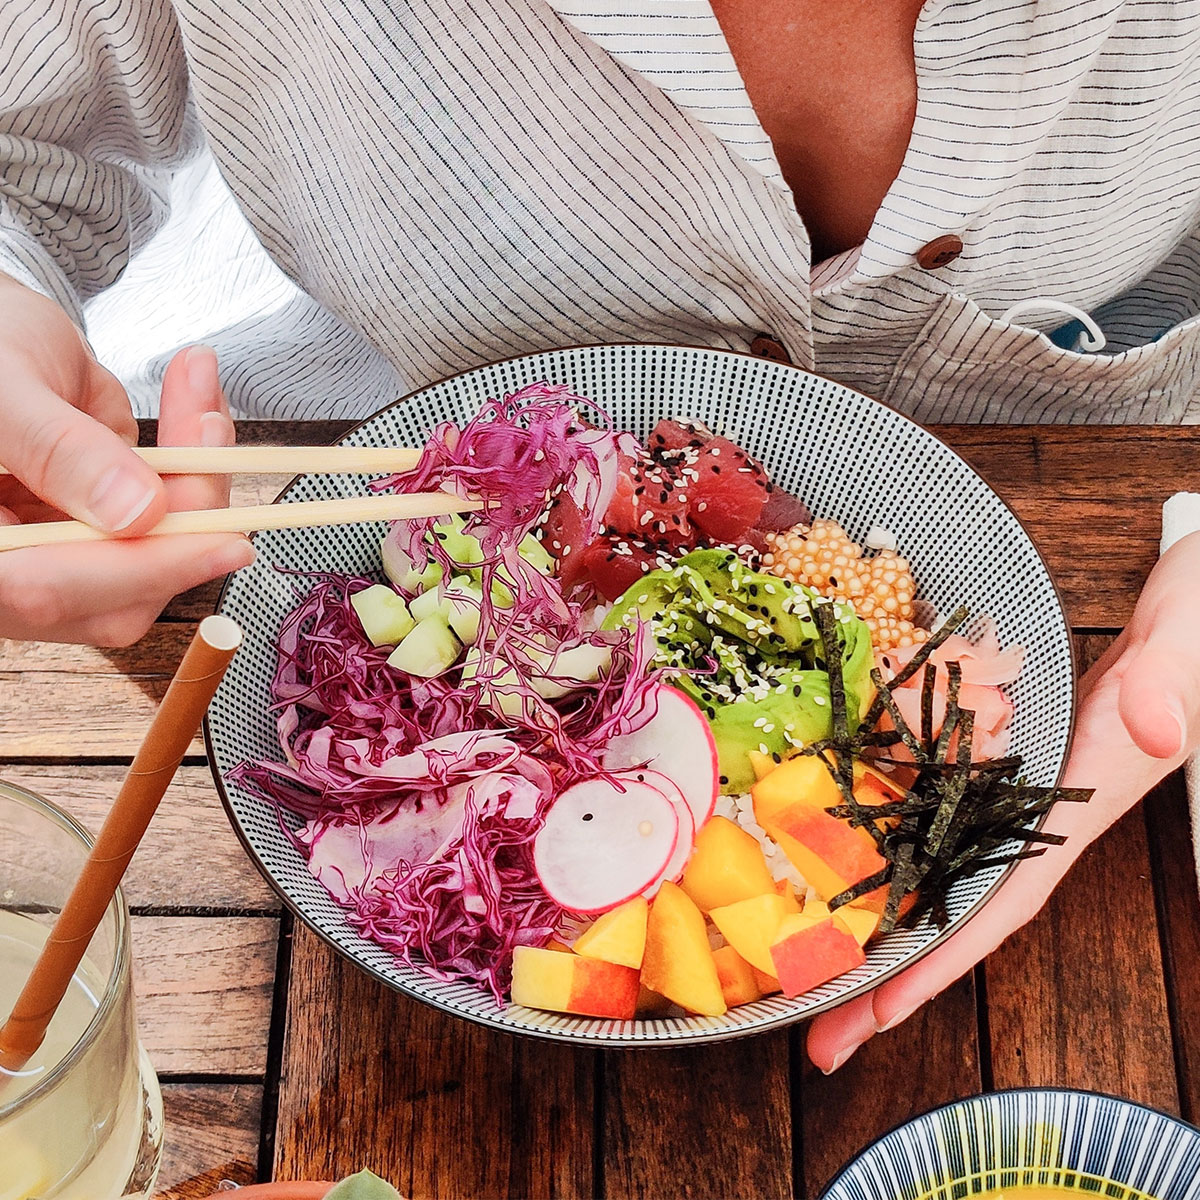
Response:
[710,0,926,260]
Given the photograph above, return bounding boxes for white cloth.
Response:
[1161,493,1200,890]
[3,0,1200,421]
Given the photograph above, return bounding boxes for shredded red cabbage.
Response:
[231,385,660,999]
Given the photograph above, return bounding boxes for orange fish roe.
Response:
[761,519,929,652]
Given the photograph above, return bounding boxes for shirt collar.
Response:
[542,0,786,186]
[850,0,1128,281]
[544,0,1124,282]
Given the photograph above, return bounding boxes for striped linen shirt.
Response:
[2,0,1200,422]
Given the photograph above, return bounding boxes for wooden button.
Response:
[750,334,792,364]
[916,234,964,270]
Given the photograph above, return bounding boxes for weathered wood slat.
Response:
[983,636,1178,1109]
[800,977,981,1196]
[0,624,201,757]
[0,765,277,910]
[273,926,595,1197]
[134,915,278,1076]
[155,1082,262,1199]
[984,801,1178,1107]
[602,1033,792,1200]
[1143,771,1200,1122]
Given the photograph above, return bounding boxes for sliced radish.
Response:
[533,778,679,914]
[602,685,719,831]
[630,769,696,896]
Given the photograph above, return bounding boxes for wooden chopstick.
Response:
[0,493,481,552]
[0,445,423,477]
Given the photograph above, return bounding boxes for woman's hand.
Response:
[806,531,1200,1072]
[0,275,254,645]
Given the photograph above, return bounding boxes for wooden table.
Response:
[4,421,1199,1199]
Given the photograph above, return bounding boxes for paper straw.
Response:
[0,615,243,1075]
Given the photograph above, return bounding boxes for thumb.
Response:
[4,377,166,535]
[1117,636,1195,759]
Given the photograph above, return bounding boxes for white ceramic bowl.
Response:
[205,344,1075,1046]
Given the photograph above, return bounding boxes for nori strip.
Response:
[829,865,891,910]
[932,660,963,764]
[921,659,937,752]
[868,667,928,763]
[799,606,1094,937]
[812,600,883,845]
[925,710,973,860]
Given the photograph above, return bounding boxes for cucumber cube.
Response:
[386,614,461,678]
[409,585,444,622]
[350,584,415,646]
[443,578,484,645]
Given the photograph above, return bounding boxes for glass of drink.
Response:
[0,779,164,1199]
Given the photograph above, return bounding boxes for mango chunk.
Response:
[774,878,803,913]
[572,896,649,969]
[511,946,639,1019]
[641,881,726,1017]
[830,903,880,947]
[708,892,791,976]
[712,944,763,1008]
[768,913,866,999]
[680,816,776,913]
[750,964,782,995]
[754,754,897,903]
[752,752,841,829]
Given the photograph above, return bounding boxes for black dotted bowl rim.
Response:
[816,1087,1200,1200]
[204,342,1078,1048]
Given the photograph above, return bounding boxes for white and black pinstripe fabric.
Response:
[2,0,1200,422]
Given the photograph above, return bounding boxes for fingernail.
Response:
[876,1004,918,1034]
[86,466,157,532]
[1165,696,1188,758]
[215,540,257,574]
[821,1044,859,1075]
[199,410,234,448]
[185,344,219,394]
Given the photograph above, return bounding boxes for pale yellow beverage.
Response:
[0,782,163,1199]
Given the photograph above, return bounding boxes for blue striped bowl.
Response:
[819,1090,1200,1200]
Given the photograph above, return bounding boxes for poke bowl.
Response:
[204,343,1077,1046]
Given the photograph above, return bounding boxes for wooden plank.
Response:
[1143,770,1200,1122]
[155,1083,262,1199]
[0,624,199,757]
[984,801,1177,1106]
[800,976,981,1196]
[930,425,1200,629]
[273,925,595,1197]
[603,1033,792,1200]
[983,634,1178,1109]
[0,765,277,911]
[134,915,278,1076]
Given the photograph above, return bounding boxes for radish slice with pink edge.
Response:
[533,778,680,914]
[626,769,696,896]
[601,685,719,832]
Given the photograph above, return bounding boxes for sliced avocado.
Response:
[706,671,833,793]
[601,549,873,793]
